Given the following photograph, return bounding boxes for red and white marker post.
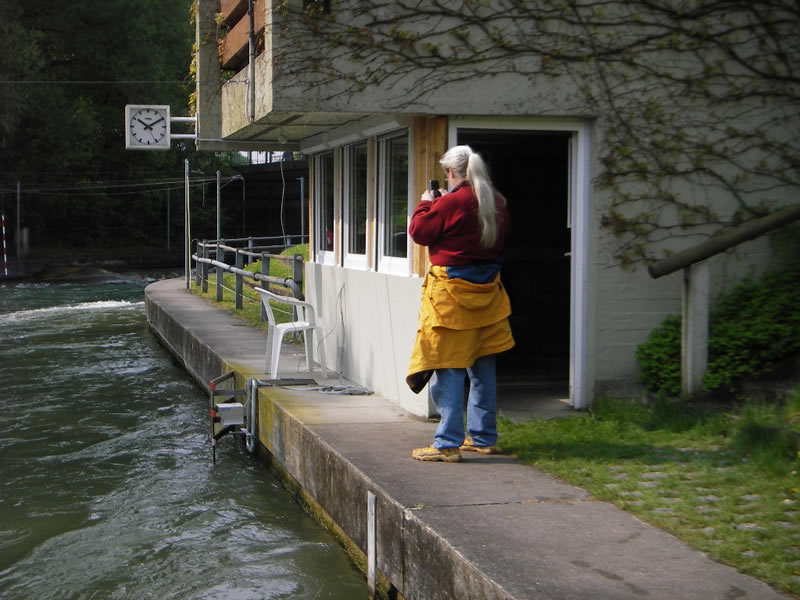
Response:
[1,213,7,276]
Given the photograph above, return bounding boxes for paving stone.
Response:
[697,506,721,513]
[662,497,682,504]
[740,550,758,558]
[604,483,620,489]
[700,495,722,502]
[612,473,629,480]
[734,513,763,522]
[776,521,799,530]
[639,481,661,488]
[653,507,676,514]
[619,491,644,497]
[642,472,669,480]
[735,523,765,531]
[740,494,762,501]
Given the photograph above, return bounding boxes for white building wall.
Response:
[305,262,431,416]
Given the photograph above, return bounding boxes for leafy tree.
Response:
[270,0,799,265]
[0,0,209,251]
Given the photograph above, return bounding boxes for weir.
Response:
[144,277,792,600]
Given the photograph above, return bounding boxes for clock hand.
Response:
[147,117,166,129]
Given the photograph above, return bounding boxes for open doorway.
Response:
[458,128,572,419]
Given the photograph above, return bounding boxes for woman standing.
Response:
[406,145,514,462]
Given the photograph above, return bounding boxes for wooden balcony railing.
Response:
[219,0,265,72]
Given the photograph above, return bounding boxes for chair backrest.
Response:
[253,287,315,326]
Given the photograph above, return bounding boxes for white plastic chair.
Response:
[254,287,327,380]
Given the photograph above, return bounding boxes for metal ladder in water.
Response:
[208,371,259,463]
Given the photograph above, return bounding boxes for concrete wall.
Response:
[591,229,778,396]
[305,262,431,417]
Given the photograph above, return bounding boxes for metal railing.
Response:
[192,235,307,312]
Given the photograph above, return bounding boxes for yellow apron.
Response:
[406,265,514,393]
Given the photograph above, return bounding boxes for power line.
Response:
[0,175,239,199]
[0,80,189,85]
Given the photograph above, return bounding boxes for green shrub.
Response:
[636,262,800,395]
[636,315,682,396]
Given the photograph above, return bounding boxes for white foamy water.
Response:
[0,299,143,324]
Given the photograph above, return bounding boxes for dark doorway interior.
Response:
[458,129,571,384]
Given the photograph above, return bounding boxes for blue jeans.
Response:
[430,354,497,449]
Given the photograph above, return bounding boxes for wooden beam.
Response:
[410,117,448,277]
[220,0,265,71]
[649,203,800,279]
[220,0,248,26]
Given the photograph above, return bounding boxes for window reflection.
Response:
[317,152,334,251]
[347,142,368,255]
[381,135,408,258]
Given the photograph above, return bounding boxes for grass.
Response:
[191,244,309,328]
[498,391,800,597]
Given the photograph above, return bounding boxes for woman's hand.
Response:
[420,188,447,202]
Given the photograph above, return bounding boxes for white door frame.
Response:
[449,117,593,409]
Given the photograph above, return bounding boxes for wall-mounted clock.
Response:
[125,105,171,150]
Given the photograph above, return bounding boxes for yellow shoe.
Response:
[460,436,499,455]
[412,445,462,463]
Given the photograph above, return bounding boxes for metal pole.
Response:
[167,188,171,252]
[247,0,256,123]
[299,176,306,244]
[185,159,190,289]
[241,177,246,236]
[367,491,377,600]
[216,170,222,240]
[16,181,20,259]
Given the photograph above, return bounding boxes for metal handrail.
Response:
[192,237,306,315]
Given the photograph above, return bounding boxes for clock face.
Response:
[129,107,168,146]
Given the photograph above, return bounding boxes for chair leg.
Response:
[316,327,327,378]
[304,329,314,374]
[270,333,283,380]
[264,329,274,374]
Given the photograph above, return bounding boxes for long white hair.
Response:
[440,145,503,248]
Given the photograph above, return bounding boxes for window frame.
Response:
[376,130,412,276]
[342,141,369,270]
[314,150,336,265]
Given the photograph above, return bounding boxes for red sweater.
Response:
[409,182,508,266]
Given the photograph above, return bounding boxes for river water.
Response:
[0,274,365,600]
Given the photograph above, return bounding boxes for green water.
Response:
[0,275,365,599]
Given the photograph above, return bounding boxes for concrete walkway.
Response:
[144,278,792,600]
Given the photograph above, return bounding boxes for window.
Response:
[378,133,409,265]
[315,151,335,259]
[344,142,368,260]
